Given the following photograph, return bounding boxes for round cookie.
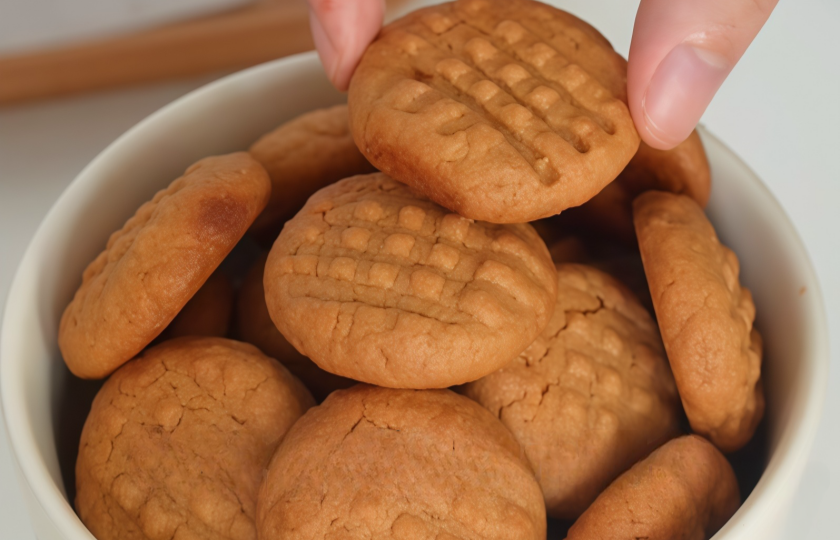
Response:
[348,0,639,223]
[248,105,376,242]
[560,129,711,243]
[236,253,354,401]
[566,435,740,540]
[164,271,234,339]
[633,191,764,452]
[264,172,558,389]
[59,152,271,379]
[257,385,546,540]
[461,264,680,518]
[75,337,315,540]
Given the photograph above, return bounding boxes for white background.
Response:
[1,0,838,538]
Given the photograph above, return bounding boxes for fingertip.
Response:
[309,8,342,90]
[308,0,385,91]
[639,44,731,150]
[628,0,778,149]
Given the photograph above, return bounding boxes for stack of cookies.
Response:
[62,1,765,539]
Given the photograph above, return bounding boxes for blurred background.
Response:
[0,0,838,538]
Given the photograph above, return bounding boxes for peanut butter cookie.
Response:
[248,105,376,241]
[634,191,764,452]
[561,129,711,243]
[348,0,639,223]
[462,264,680,518]
[264,173,558,388]
[75,337,314,540]
[566,435,740,540]
[236,253,354,401]
[257,385,546,540]
[59,153,271,379]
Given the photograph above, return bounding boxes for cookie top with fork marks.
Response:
[348,0,639,223]
[264,172,558,389]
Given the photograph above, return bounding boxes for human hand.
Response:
[306,0,385,92]
[306,0,778,150]
[628,0,778,149]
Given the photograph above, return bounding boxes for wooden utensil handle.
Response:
[0,0,313,106]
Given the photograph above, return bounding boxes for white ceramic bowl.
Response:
[0,52,829,540]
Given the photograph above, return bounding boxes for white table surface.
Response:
[1,1,838,538]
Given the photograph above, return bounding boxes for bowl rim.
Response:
[0,51,830,539]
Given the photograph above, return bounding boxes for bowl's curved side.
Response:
[699,128,830,540]
[0,51,344,540]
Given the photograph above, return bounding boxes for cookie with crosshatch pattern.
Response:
[461,264,680,519]
[263,173,558,389]
[348,0,639,223]
[634,190,764,453]
[59,152,270,379]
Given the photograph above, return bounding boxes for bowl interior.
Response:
[1,52,828,540]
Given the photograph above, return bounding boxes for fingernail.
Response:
[308,7,343,88]
[642,43,731,149]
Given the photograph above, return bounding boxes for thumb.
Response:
[628,0,778,149]
[308,0,385,91]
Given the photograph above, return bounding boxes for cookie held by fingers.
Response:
[263,172,558,389]
[565,435,740,540]
[257,385,546,540]
[75,337,314,540]
[348,0,639,223]
[462,264,680,519]
[59,153,271,379]
[248,105,376,241]
[634,191,764,452]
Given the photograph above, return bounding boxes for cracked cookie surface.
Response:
[236,253,354,402]
[248,105,376,241]
[634,191,764,452]
[75,337,314,540]
[264,173,558,388]
[462,263,680,518]
[257,385,546,540]
[348,0,639,223]
[59,152,271,379]
[565,435,740,540]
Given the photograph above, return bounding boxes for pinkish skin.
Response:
[306,0,777,150]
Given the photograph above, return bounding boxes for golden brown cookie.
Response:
[565,435,740,540]
[257,385,546,540]
[348,0,639,223]
[264,173,558,389]
[75,337,314,540]
[560,129,711,243]
[59,153,271,379]
[633,191,764,452]
[462,264,680,518]
[236,253,354,401]
[619,130,711,205]
[164,271,234,339]
[248,105,376,242]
